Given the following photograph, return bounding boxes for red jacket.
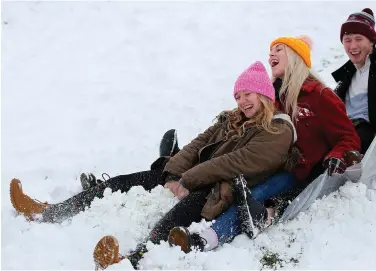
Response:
[275,80,360,182]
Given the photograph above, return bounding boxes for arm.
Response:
[318,88,361,161]
[181,121,293,190]
[163,122,222,177]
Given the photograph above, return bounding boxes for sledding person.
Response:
[332,8,376,154]
[269,35,360,179]
[166,35,362,254]
[10,61,297,269]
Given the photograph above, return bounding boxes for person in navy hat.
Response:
[332,8,376,154]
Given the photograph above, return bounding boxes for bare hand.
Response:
[164,181,189,200]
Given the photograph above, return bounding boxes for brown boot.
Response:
[168,227,206,253]
[10,178,50,221]
[93,236,126,270]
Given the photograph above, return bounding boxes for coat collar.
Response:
[332,59,356,83]
[274,76,323,93]
[301,79,323,93]
[332,45,376,83]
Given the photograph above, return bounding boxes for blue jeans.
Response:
[211,171,296,244]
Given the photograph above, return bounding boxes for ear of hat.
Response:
[234,61,275,102]
[341,8,376,43]
[269,35,312,68]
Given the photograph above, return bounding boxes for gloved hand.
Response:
[324,157,347,176]
[343,150,363,166]
[164,180,189,200]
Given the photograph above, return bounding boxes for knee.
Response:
[249,188,264,201]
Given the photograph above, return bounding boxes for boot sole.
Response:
[168,227,192,253]
[80,179,91,190]
[93,236,120,270]
[159,129,178,157]
[10,178,21,213]
[10,178,49,221]
[80,173,91,190]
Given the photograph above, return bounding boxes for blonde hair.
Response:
[219,94,280,139]
[273,45,325,121]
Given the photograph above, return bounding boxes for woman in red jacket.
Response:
[166,35,361,255]
[268,35,360,181]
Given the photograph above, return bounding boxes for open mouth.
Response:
[350,51,360,56]
[270,59,279,67]
[243,105,254,111]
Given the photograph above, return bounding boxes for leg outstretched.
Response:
[10,169,164,222]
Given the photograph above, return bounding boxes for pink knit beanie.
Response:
[233,61,275,101]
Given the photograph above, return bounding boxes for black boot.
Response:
[159,129,180,157]
[80,173,108,190]
[127,243,148,269]
[232,174,268,239]
[168,227,206,253]
[80,173,97,190]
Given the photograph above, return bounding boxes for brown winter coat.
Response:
[163,113,295,219]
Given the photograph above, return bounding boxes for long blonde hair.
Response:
[219,94,280,138]
[273,45,325,121]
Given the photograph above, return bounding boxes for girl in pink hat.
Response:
[10,61,297,269]
[165,35,361,257]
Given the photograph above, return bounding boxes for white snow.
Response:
[2,1,376,269]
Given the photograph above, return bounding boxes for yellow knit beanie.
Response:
[270,35,312,68]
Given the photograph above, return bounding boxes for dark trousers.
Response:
[42,169,166,223]
[355,121,375,154]
[148,188,210,244]
[41,165,210,265]
[127,188,210,269]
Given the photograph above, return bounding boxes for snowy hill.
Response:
[2,1,376,269]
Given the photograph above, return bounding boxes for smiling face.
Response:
[235,91,262,118]
[343,33,373,69]
[269,43,288,78]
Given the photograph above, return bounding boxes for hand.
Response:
[343,150,363,166]
[164,181,189,200]
[324,157,347,176]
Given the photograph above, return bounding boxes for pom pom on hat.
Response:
[362,8,374,17]
[297,35,313,50]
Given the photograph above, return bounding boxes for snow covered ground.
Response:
[2,1,376,269]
